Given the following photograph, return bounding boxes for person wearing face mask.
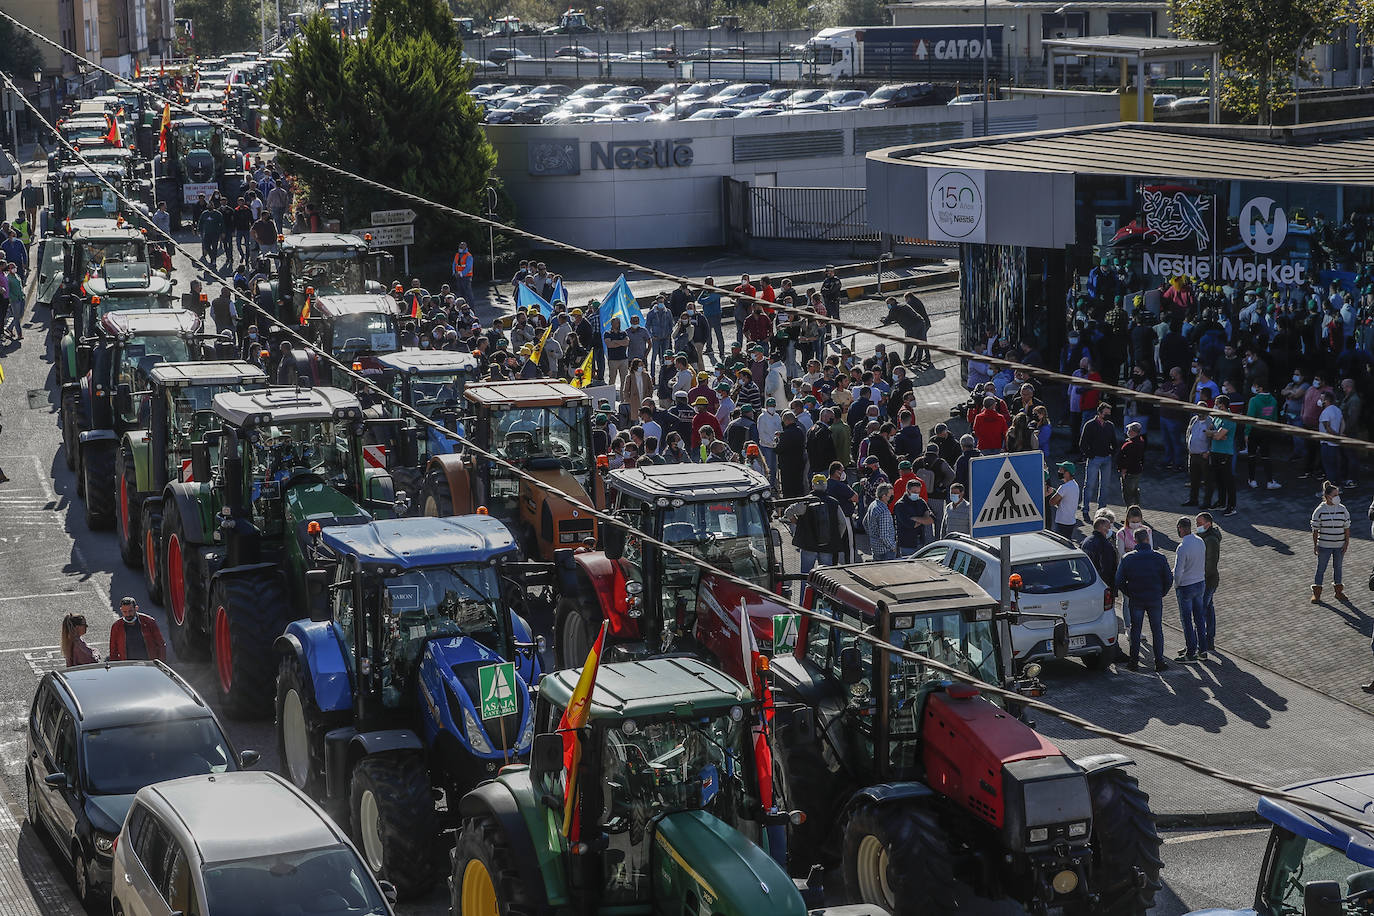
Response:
[1317,390,1347,487]
[756,398,782,486]
[1311,481,1350,603]
[892,482,934,556]
[1195,511,1222,653]
[107,597,167,661]
[1244,383,1281,490]
[943,482,972,535]
[1046,461,1081,540]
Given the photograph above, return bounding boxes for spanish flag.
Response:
[103,115,121,147]
[300,287,314,325]
[157,103,171,153]
[133,59,141,79]
[571,349,593,388]
[558,620,608,840]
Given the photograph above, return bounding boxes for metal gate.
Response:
[723,178,750,248]
[746,186,877,242]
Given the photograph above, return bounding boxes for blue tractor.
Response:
[272,514,544,901]
[1188,772,1374,916]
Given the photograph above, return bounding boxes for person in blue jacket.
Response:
[1115,527,1174,672]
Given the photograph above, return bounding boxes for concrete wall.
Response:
[487,91,1120,250]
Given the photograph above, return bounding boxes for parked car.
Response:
[526,83,573,99]
[484,97,531,122]
[509,102,556,123]
[468,82,505,98]
[705,82,770,107]
[26,661,255,907]
[640,82,682,105]
[555,45,599,58]
[741,88,795,109]
[734,107,786,118]
[595,101,655,120]
[860,82,938,109]
[0,147,20,194]
[545,97,613,121]
[782,88,828,107]
[1150,93,1178,110]
[567,82,615,99]
[600,85,647,101]
[487,84,530,101]
[676,79,728,100]
[913,530,1118,669]
[1170,95,1210,112]
[112,771,396,915]
[792,88,867,111]
[947,93,986,106]
[686,106,742,119]
[644,99,712,121]
[486,47,531,65]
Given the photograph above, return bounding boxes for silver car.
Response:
[112,771,395,915]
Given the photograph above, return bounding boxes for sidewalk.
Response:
[0,783,85,916]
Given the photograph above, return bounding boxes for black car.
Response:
[26,661,257,906]
[860,82,939,109]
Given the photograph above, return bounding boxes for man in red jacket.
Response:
[108,597,167,661]
[971,397,1010,453]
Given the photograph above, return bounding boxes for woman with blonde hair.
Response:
[60,613,100,667]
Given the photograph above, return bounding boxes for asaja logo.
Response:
[1238,196,1287,254]
[929,170,984,239]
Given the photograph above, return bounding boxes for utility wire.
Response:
[8,10,1374,454]
[14,71,1374,838]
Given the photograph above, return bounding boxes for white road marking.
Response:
[1163,827,1268,844]
[0,593,82,602]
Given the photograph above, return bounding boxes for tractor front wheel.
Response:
[1074,768,1162,916]
[452,813,542,916]
[209,571,291,718]
[82,440,116,530]
[116,448,142,567]
[163,501,207,660]
[349,753,438,900]
[554,595,601,669]
[420,468,454,518]
[275,653,343,799]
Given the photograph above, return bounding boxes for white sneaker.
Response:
[1248,480,1258,488]
[1267,481,1282,490]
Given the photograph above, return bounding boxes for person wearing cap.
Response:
[756,397,783,485]
[688,371,718,412]
[1046,461,1082,540]
[108,597,167,662]
[891,459,924,505]
[714,380,736,426]
[784,472,848,582]
[691,397,722,449]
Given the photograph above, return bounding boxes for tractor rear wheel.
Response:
[554,595,601,669]
[209,571,290,719]
[141,503,163,606]
[842,800,1015,916]
[275,653,344,799]
[60,390,78,472]
[349,753,438,901]
[452,813,542,916]
[420,468,454,518]
[116,448,142,568]
[163,501,207,660]
[82,440,116,530]
[1075,769,1162,916]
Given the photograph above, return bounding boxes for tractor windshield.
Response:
[888,610,1002,729]
[116,336,194,428]
[250,418,352,492]
[172,383,258,456]
[292,250,366,296]
[494,404,590,472]
[64,178,120,218]
[330,312,397,357]
[82,238,147,267]
[1260,827,1374,916]
[659,497,770,601]
[379,563,506,681]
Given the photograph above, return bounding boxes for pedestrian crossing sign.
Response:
[969,450,1045,537]
[478,662,518,720]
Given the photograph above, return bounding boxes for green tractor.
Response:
[38,223,151,328]
[255,233,392,327]
[61,309,205,531]
[38,164,142,238]
[55,266,175,388]
[450,655,866,916]
[116,360,268,593]
[153,116,243,228]
[158,386,396,715]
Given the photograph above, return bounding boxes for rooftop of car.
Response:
[809,558,996,618]
[98,309,202,337]
[608,462,770,502]
[146,772,343,864]
[320,514,519,569]
[213,386,362,426]
[938,530,1084,563]
[539,656,749,718]
[312,293,398,318]
[375,349,480,373]
[466,379,589,408]
[149,360,268,388]
[53,661,211,729]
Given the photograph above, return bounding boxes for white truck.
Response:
[804,25,1003,81]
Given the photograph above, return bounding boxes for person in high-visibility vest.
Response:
[452,241,474,307]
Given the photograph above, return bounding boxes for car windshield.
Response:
[292,250,366,296]
[117,335,193,394]
[330,312,397,356]
[494,404,590,471]
[1013,556,1097,593]
[201,844,389,916]
[250,418,351,489]
[660,497,770,587]
[1260,828,1374,916]
[83,718,234,795]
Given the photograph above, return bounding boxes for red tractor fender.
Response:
[569,549,640,640]
[423,453,475,516]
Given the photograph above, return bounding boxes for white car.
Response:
[595,102,654,120]
[112,771,396,915]
[914,530,1118,670]
[686,106,742,120]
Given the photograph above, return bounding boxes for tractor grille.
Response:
[452,660,527,752]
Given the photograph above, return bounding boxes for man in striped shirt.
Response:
[1311,481,1351,603]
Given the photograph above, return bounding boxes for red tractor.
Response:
[769,560,1162,916]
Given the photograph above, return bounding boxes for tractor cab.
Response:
[260,233,392,325]
[547,8,596,32]
[56,116,112,146]
[555,462,782,672]
[300,293,401,387]
[88,309,204,431]
[367,349,480,496]
[43,164,128,232]
[45,225,152,334]
[58,271,175,385]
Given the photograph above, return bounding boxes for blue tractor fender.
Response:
[509,611,543,685]
[275,621,354,714]
[1073,753,1135,775]
[418,637,536,759]
[458,781,552,910]
[321,726,425,800]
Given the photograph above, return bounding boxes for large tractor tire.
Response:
[349,753,439,900]
[1077,769,1163,916]
[60,390,79,472]
[554,594,601,669]
[81,440,117,531]
[209,571,291,719]
[420,467,454,518]
[141,502,163,606]
[162,500,208,660]
[275,653,347,799]
[452,814,542,916]
[116,448,142,568]
[842,800,1019,916]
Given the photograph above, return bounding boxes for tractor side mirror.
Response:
[44,772,68,789]
[601,523,625,560]
[305,569,331,621]
[1051,619,1069,660]
[115,383,133,417]
[238,749,261,768]
[75,344,92,375]
[530,732,563,779]
[839,646,863,686]
[190,442,212,483]
[1303,879,1343,916]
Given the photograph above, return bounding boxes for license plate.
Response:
[1067,636,1087,650]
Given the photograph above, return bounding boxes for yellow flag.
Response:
[0,362,6,384]
[572,349,593,388]
[530,326,552,366]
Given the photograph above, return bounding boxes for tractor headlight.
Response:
[519,707,535,749]
[1028,827,1049,844]
[1068,821,1089,838]
[462,709,494,754]
[559,531,577,543]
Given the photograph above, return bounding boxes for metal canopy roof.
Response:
[1042,35,1221,62]
[903,125,1374,187]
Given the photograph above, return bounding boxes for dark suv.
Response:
[860,82,939,109]
[26,660,258,906]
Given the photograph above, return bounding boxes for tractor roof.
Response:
[81,146,135,160]
[85,273,169,296]
[313,294,396,318]
[73,225,145,243]
[98,309,201,337]
[280,232,369,253]
[808,559,997,621]
[58,164,126,179]
[465,379,590,409]
[213,386,363,427]
[171,116,213,128]
[60,116,109,129]
[150,360,268,388]
[539,656,749,720]
[320,514,519,570]
[375,349,480,374]
[1259,773,1374,868]
[609,463,770,502]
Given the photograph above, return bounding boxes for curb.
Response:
[842,267,958,300]
[1156,809,1267,829]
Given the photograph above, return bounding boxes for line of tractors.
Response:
[36,105,1165,911]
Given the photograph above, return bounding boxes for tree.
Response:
[175,0,259,54]
[0,19,41,77]
[263,11,497,263]
[369,0,458,45]
[1170,0,1347,124]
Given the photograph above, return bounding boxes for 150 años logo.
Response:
[928,170,984,240]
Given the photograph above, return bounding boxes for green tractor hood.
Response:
[283,480,372,538]
[653,810,806,916]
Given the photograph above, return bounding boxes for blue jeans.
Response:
[651,337,671,374]
[1160,417,1185,466]
[706,316,725,354]
[871,549,897,561]
[760,446,778,485]
[1176,582,1207,655]
[1083,456,1111,514]
[1321,443,1344,484]
[1127,599,1165,664]
[1315,546,1345,587]
[800,549,838,575]
[1200,584,1217,651]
